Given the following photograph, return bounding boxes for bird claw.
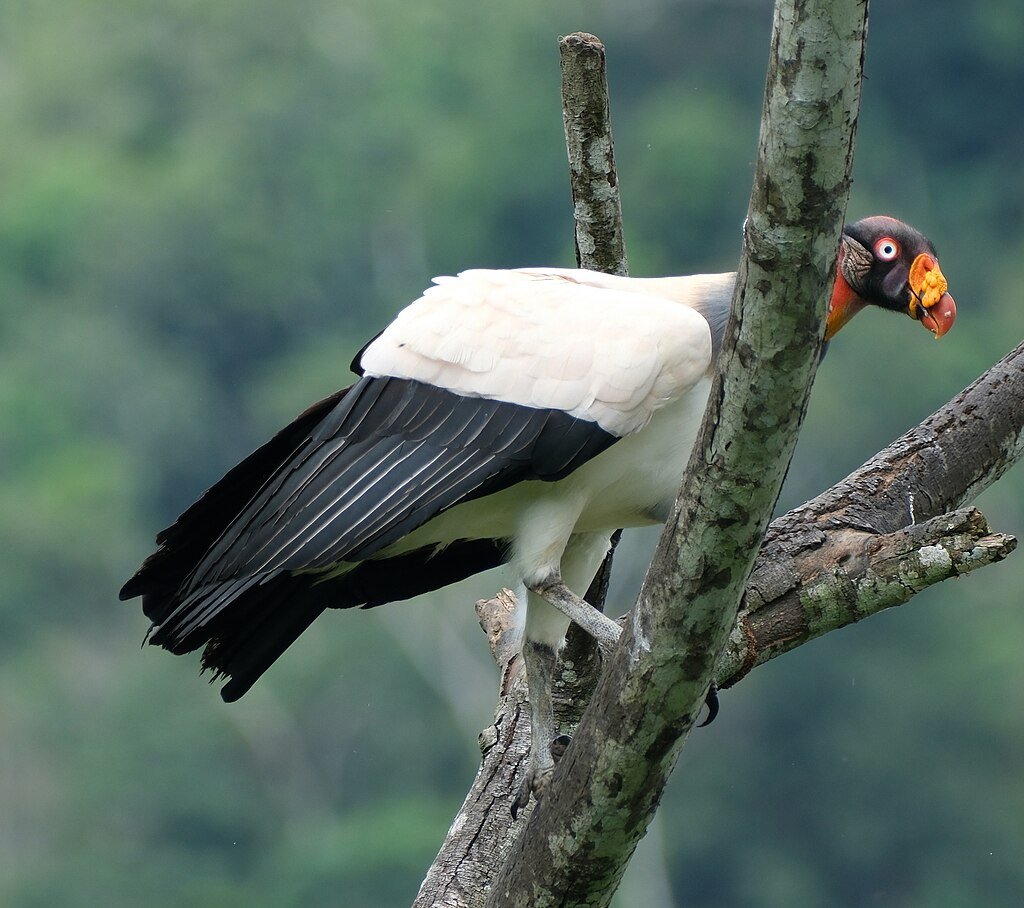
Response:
[511,765,551,820]
[698,679,719,727]
[510,734,573,819]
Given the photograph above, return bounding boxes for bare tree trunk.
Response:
[416,343,1021,908]
[414,2,1022,906]
[487,3,868,904]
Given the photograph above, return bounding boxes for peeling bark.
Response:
[414,4,1023,907]
[720,507,1016,685]
[487,3,870,906]
[773,340,1024,537]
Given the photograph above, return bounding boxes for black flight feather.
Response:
[122,376,616,699]
[120,386,351,617]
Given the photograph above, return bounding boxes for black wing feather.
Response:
[120,386,350,613]
[123,375,617,698]
[184,377,611,585]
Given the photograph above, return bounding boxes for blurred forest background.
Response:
[2,0,1023,905]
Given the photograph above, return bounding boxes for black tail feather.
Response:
[122,375,512,700]
[120,385,352,619]
[204,574,331,703]
[146,538,509,701]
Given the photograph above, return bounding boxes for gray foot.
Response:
[511,734,572,819]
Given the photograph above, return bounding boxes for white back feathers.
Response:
[359,268,722,437]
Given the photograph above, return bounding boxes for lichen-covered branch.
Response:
[416,335,1024,908]
[719,507,1016,685]
[559,32,628,276]
[416,399,1020,906]
[487,4,869,906]
[721,336,1024,687]
[417,310,1024,908]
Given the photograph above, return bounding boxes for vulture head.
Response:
[826,215,957,341]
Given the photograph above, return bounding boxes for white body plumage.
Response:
[361,267,731,645]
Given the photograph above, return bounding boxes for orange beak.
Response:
[908,253,957,338]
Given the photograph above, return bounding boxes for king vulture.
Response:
[122,215,956,812]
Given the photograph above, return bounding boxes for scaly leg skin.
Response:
[511,534,618,818]
[512,639,559,820]
[527,574,623,656]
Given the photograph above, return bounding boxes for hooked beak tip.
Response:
[918,292,957,339]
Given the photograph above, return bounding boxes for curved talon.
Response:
[698,679,719,727]
[511,763,555,820]
[511,778,532,820]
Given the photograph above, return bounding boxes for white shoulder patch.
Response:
[359,268,714,437]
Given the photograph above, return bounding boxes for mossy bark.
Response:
[487,3,870,906]
[559,32,628,277]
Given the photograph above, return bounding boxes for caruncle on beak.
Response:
[908,253,957,338]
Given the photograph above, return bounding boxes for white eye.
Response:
[874,237,900,261]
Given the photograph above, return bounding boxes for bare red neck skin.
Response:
[825,253,867,341]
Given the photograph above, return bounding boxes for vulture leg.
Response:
[513,635,560,818]
[512,533,616,818]
[525,575,623,652]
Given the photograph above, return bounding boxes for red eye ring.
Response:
[874,237,900,261]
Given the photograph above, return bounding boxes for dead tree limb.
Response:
[720,337,1024,684]
[414,4,1022,907]
[720,507,1015,685]
[488,3,869,904]
[416,342,1023,908]
[559,32,628,277]
[559,31,630,614]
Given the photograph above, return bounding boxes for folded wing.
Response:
[121,268,714,698]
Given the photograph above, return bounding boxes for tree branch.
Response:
[559,32,628,277]
[416,336,1023,907]
[773,338,1024,538]
[560,32,630,613]
[719,336,1024,685]
[719,507,1016,686]
[416,7,1024,907]
[488,3,869,905]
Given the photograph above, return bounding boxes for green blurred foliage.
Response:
[1,0,1023,905]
